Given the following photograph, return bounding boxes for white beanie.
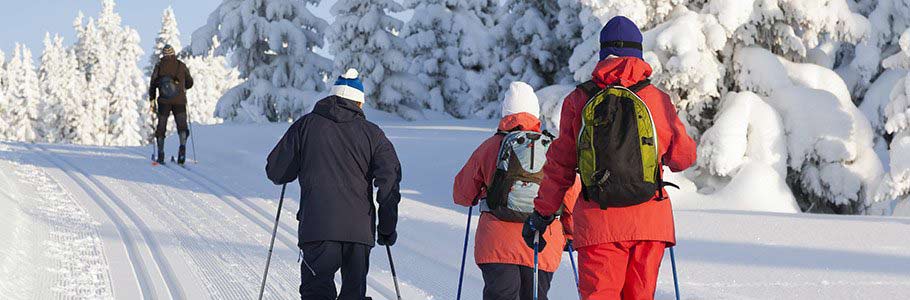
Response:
[330,68,365,103]
[501,81,540,119]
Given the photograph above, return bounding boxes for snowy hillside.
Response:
[1,117,909,299]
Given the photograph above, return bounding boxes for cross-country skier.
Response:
[454,81,580,300]
[149,44,194,164]
[522,16,697,300]
[266,69,402,300]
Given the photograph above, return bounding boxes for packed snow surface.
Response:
[1,116,909,299]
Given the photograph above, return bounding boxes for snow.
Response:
[2,118,910,299]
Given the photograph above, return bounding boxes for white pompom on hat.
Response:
[331,68,365,103]
[501,81,540,119]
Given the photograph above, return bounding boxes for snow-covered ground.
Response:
[1,115,909,299]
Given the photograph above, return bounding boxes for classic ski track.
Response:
[137,156,299,299]
[171,156,456,299]
[33,145,185,299]
[28,144,155,299]
[125,148,397,299]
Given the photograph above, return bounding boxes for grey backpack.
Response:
[484,130,554,222]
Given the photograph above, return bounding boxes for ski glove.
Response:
[522,211,555,250]
[564,239,574,252]
[377,231,397,246]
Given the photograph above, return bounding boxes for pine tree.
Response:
[5,44,40,142]
[0,51,8,139]
[494,0,566,98]
[38,34,83,143]
[402,0,499,118]
[147,6,181,76]
[877,29,910,214]
[328,0,426,118]
[191,0,332,122]
[71,0,149,146]
[183,37,242,125]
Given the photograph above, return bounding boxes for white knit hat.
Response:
[501,81,540,119]
[330,68,365,103]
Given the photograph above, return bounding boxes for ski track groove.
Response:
[137,155,299,299]
[29,145,155,299]
[125,149,385,299]
[34,145,184,300]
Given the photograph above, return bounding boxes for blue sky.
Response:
[0,0,336,67]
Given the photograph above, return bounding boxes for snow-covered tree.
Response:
[0,51,8,138]
[183,37,242,125]
[328,0,426,118]
[493,0,580,99]
[71,0,149,146]
[38,34,86,143]
[4,44,40,142]
[402,0,499,118]
[875,29,910,215]
[147,6,181,76]
[732,47,882,214]
[191,0,332,122]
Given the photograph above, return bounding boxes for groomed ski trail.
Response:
[31,144,184,299]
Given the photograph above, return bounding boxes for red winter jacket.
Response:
[534,57,697,249]
[454,113,581,272]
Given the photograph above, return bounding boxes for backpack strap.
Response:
[576,80,601,99]
[628,79,651,93]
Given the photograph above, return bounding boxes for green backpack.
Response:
[576,79,677,209]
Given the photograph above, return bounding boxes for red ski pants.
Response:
[577,241,667,300]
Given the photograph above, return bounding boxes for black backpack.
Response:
[575,79,677,209]
[157,75,180,100]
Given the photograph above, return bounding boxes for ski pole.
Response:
[670,247,680,300]
[567,242,581,299]
[533,233,540,300]
[187,110,198,164]
[386,245,402,300]
[257,183,287,300]
[456,205,473,300]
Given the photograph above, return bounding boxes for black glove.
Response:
[522,211,555,250]
[564,239,574,252]
[377,231,397,246]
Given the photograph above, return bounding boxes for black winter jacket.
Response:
[266,96,402,247]
[149,56,193,105]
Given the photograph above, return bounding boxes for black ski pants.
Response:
[155,103,189,140]
[479,263,554,300]
[299,241,371,300]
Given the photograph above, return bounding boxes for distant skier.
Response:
[523,17,697,299]
[266,69,402,300]
[454,81,580,300]
[149,44,194,165]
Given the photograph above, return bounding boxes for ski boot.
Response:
[156,138,166,165]
[178,145,187,165]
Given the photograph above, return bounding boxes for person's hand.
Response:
[522,211,554,250]
[564,239,574,252]
[377,231,397,246]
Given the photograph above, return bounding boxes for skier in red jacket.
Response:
[523,16,697,300]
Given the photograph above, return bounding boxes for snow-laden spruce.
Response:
[147,6,181,76]
[4,44,40,142]
[493,0,578,97]
[72,0,151,146]
[191,0,332,122]
[328,0,426,119]
[402,0,499,118]
[733,47,883,214]
[183,37,242,125]
[38,34,86,144]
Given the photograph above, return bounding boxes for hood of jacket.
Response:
[498,112,541,132]
[591,56,653,88]
[313,95,365,123]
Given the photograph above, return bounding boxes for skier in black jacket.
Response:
[149,44,193,164]
[266,69,402,300]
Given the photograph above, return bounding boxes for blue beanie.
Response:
[599,16,643,60]
[331,69,365,103]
